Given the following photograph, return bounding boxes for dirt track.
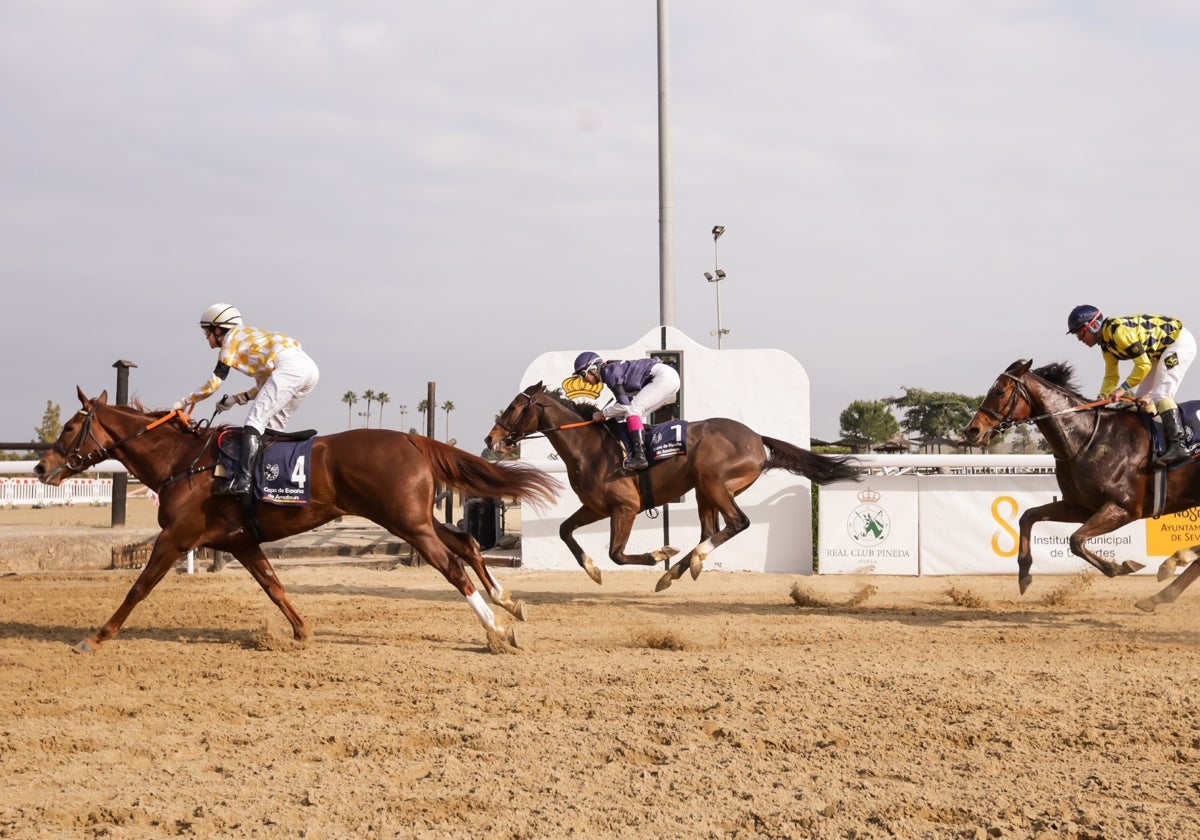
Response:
[3,517,1200,840]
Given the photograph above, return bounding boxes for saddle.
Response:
[608,418,689,466]
[216,429,317,506]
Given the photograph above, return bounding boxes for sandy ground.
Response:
[3,506,1200,838]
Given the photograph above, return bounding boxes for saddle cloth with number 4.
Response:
[216,429,315,506]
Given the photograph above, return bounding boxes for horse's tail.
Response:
[761,436,861,485]
[407,436,560,509]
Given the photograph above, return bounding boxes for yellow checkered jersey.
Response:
[1098,314,1183,394]
[184,326,303,404]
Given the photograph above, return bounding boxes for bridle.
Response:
[491,392,538,449]
[493,391,600,449]
[52,405,206,482]
[978,369,1126,461]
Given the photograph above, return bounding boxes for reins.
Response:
[987,371,1133,461]
[55,405,218,487]
[493,391,602,446]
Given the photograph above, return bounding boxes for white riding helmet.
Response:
[199,303,243,330]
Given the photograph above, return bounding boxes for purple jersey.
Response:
[600,358,658,405]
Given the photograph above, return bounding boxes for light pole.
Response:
[704,225,729,349]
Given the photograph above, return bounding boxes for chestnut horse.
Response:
[35,388,558,652]
[963,359,1200,612]
[485,383,860,591]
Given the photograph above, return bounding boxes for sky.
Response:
[4,1,1200,448]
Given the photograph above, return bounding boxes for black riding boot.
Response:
[623,427,649,471]
[1154,408,1194,468]
[220,427,262,496]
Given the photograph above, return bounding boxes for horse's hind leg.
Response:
[1156,547,1194,581]
[408,528,518,651]
[1138,547,1200,613]
[75,534,185,653]
[657,488,749,592]
[434,521,527,622]
[233,546,312,643]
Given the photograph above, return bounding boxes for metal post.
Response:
[111,360,137,526]
[657,0,675,328]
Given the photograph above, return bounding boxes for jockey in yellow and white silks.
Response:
[1068,305,1195,467]
[174,303,320,495]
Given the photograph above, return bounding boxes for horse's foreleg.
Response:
[434,522,526,622]
[1068,504,1144,580]
[1137,548,1200,612]
[560,506,608,584]
[234,547,312,643]
[605,508,670,569]
[1017,501,1091,595]
[75,536,184,653]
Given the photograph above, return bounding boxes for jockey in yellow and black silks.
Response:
[1067,305,1196,467]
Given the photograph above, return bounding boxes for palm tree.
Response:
[341,391,358,430]
[361,389,378,428]
[417,399,430,437]
[376,392,390,428]
[442,400,456,442]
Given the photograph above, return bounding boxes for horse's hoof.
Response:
[1120,560,1145,575]
[506,625,521,650]
[1018,575,1032,595]
[655,568,680,592]
[583,557,603,585]
[514,600,529,622]
[689,556,704,580]
[662,546,680,559]
[1157,563,1176,582]
[72,639,97,654]
[1134,597,1157,614]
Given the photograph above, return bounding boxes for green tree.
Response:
[341,391,358,429]
[376,392,390,428]
[887,387,983,439]
[442,400,455,442]
[361,389,378,428]
[838,400,900,450]
[417,399,430,436]
[34,400,62,444]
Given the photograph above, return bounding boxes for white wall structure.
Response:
[512,326,820,575]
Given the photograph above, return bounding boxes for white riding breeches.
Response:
[1136,327,1196,406]
[244,348,320,434]
[603,363,681,421]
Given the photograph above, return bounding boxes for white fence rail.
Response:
[0,476,114,508]
[0,460,125,508]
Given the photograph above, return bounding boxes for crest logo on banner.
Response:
[847,487,890,547]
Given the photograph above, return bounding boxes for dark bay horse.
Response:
[963,359,1200,611]
[35,388,559,652]
[485,383,860,591]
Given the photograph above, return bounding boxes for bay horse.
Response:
[485,383,860,591]
[963,359,1200,612]
[35,388,559,653]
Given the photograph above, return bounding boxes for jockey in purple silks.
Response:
[571,351,680,471]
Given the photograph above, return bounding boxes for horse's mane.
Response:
[537,385,597,422]
[1032,361,1086,398]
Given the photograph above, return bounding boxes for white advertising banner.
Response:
[918,475,1151,575]
[817,477,920,575]
[817,471,1200,576]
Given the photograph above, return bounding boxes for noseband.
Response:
[493,392,538,449]
[977,371,1029,434]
